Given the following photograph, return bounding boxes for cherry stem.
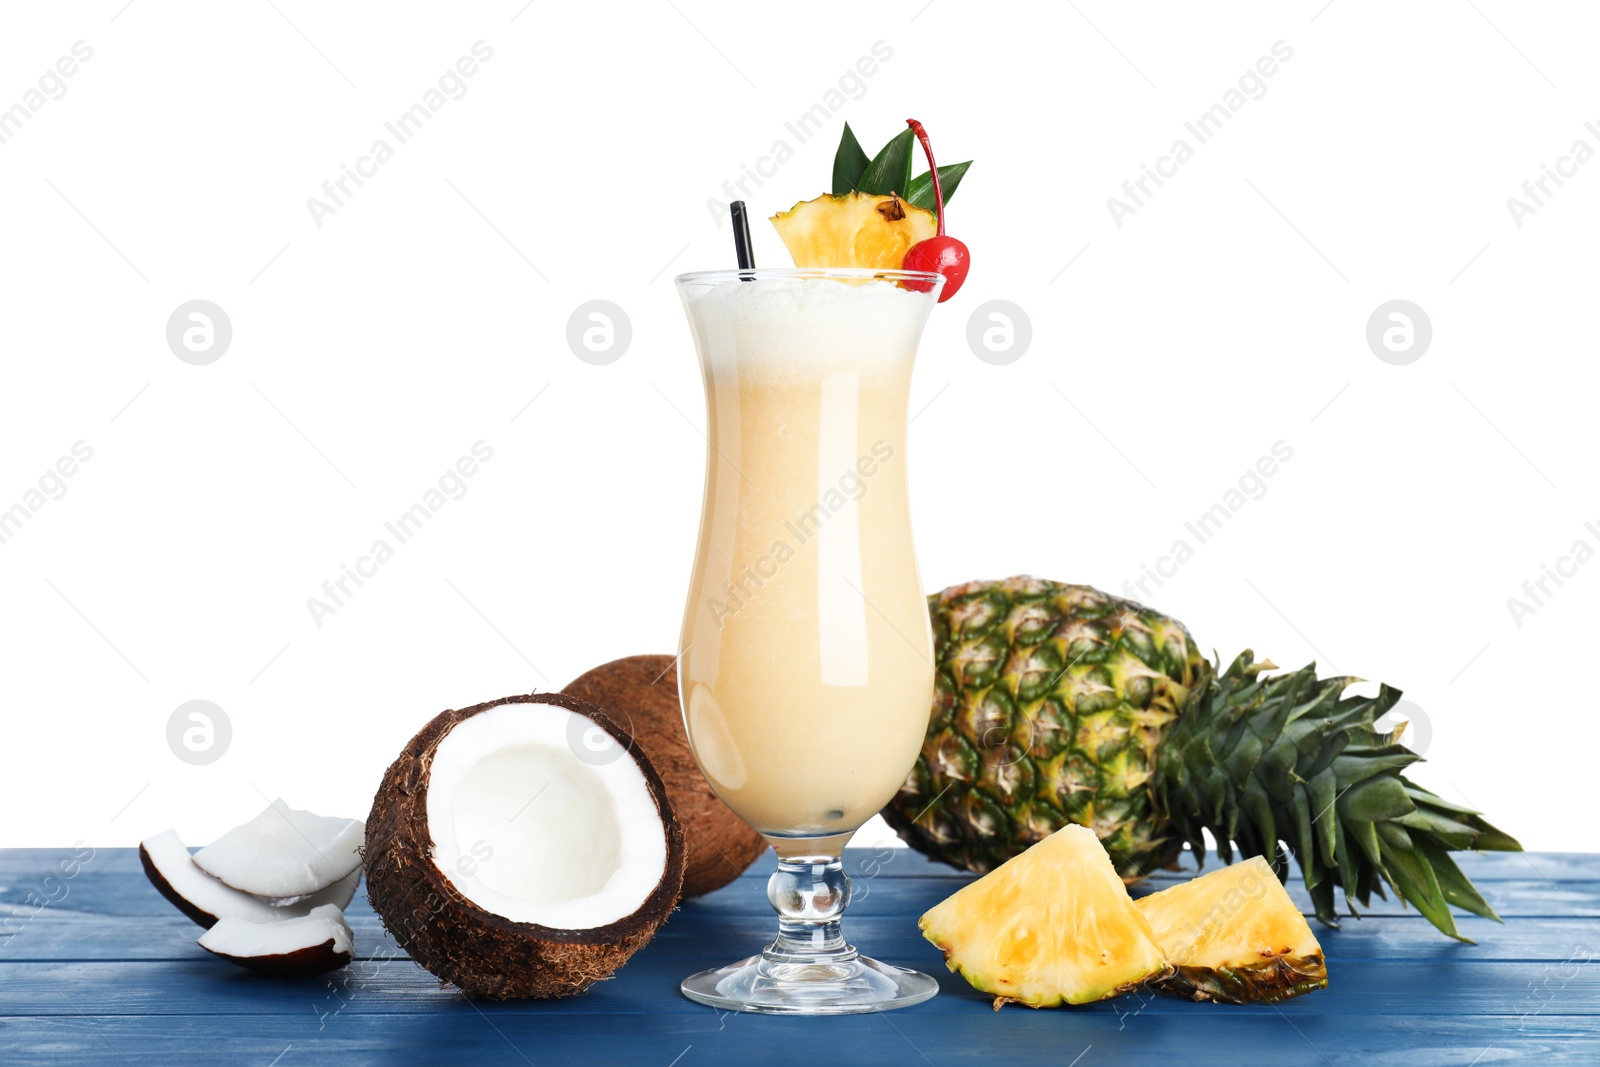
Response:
[906,118,944,237]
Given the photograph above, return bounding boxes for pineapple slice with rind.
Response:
[1136,856,1328,1004]
[771,192,937,270]
[919,824,1171,1009]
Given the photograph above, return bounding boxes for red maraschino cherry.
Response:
[902,118,969,302]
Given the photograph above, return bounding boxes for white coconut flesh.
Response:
[425,702,669,931]
[198,904,352,960]
[144,830,292,923]
[142,829,360,923]
[193,799,365,900]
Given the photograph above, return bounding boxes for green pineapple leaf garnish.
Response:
[906,161,972,217]
[856,126,915,196]
[833,124,972,215]
[832,122,870,196]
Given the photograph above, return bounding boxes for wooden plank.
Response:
[12,879,1599,924]
[7,867,1598,925]
[2,957,1596,1018]
[4,847,1595,882]
[690,879,1600,920]
[1,1012,1597,1066]
[831,848,1600,884]
[3,908,1597,964]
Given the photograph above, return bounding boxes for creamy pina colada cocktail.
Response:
[678,275,937,846]
[675,117,966,1016]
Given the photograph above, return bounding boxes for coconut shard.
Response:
[365,692,686,1000]
[198,904,354,978]
[140,828,359,929]
[192,799,364,903]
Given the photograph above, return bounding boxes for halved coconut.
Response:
[192,799,364,901]
[141,829,360,928]
[365,693,685,1000]
[198,903,353,977]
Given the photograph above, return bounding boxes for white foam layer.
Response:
[683,277,936,381]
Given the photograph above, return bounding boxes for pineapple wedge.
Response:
[920,825,1171,1009]
[771,192,936,269]
[1136,856,1328,1004]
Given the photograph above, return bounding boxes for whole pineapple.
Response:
[883,577,1520,941]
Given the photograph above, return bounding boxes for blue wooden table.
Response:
[2,846,1596,1064]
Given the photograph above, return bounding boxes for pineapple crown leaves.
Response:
[831,122,972,217]
[1156,651,1523,943]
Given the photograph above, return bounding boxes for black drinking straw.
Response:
[730,200,756,279]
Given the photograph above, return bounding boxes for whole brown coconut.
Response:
[365,692,685,1000]
[563,655,766,899]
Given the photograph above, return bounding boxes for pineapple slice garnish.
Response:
[770,192,936,270]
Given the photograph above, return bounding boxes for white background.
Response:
[1,1,1593,854]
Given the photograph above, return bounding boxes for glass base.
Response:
[681,952,939,1015]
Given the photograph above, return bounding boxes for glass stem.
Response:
[764,855,857,965]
